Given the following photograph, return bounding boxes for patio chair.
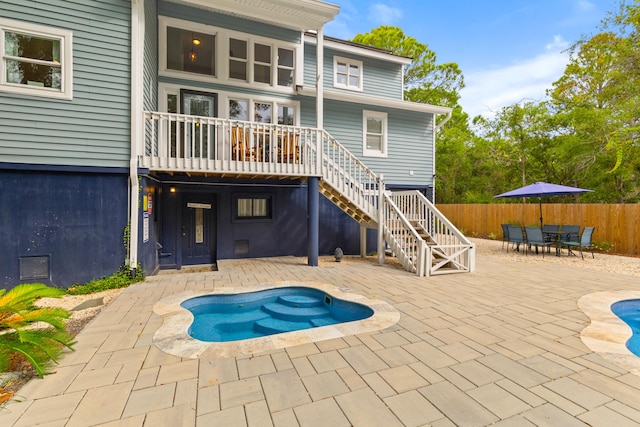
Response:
[558,225,580,254]
[231,126,255,161]
[277,132,300,163]
[501,224,510,250]
[561,226,595,259]
[506,225,526,252]
[542,224,559,253]
[524,226,553,257]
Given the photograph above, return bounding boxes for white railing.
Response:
[383,193,427,276]
[140,111,474,277]
[389,190,476,275]
[318,130,382,221]
[141,112,320,176]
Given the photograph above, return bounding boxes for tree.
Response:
[352,26,464,108]
[548,0,640,202]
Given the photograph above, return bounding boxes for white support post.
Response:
[360,222,367,258]
[377,174,385,265]
[316,27,324,130]
[128,0,144,271]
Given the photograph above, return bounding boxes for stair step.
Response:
[254,318,312,335]
[277,295,323,308]
[262,302,331,321]
[215,311,271,333]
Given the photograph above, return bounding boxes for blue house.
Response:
[0,0,474,289]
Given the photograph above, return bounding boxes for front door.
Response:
[181,194,216,265]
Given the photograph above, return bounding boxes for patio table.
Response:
[543,230,567,256]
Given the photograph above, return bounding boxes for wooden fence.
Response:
[436,203,640,256]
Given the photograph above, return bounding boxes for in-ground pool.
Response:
[611,299,640,356]
[181,286,374,342]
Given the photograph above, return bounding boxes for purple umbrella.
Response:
[494,182,593,227]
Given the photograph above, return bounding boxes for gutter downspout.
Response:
[129,0,144,273]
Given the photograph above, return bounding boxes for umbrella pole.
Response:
[538,198,543,228]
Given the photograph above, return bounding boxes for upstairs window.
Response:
[229,38,247,81]
[362,110,387,157]
[166,27,215,76]
[277,48,294,87]
[0,18,72,99]
[228,38,295,88]
[334,56,363,91]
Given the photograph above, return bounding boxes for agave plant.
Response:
[0,283,75,378]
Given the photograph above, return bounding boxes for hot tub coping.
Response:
[152,281,400,359]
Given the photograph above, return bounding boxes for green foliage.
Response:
[67,265,144,295]
[593,240,614,253]
[0,283,75,378]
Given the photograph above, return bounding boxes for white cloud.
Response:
[324,2,403,40]
[460,40,570,118]
[368,3,403,26]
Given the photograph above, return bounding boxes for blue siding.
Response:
[0,0,131,168]
[323,99,434,186]
[324,48,403,100]
[144,0,159,111]
[303,40,404,100]
[304,43,317,87]
[158,1,300,43]
[0,169,128,289]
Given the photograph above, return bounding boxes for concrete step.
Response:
[262,302,331,321]
[277,295,323,308]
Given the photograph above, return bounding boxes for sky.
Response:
[323,0,618,118]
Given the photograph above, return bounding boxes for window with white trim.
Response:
[362,110,387,157]
[160,17,298,90]
[0,18,72,99]
[227,97,297,126]
[233,193,273,221]
[334,56,363,91]
[166,26,215,76]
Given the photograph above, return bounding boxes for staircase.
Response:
[317,130,475,277]
[141,111,475,276]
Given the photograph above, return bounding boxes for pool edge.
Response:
[152,281,400,359]
[578,290,640,376]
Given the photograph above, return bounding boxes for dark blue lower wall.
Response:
[0,168,128,289]
[147,176,376,271]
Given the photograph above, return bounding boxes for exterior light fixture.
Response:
[192,37,201,46]
[169,187,176,193]
[189,49,197,62]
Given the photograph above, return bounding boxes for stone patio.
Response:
[2,252,640,426]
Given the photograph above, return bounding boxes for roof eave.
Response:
[168,0,340,31]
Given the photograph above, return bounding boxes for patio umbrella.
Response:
[494,182,593,228]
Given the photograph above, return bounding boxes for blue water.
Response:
[611,299,640,356]
[181,287,374,342]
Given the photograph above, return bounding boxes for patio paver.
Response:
[2,254,640,426]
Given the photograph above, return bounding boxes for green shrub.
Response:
[67,265,144,295]
[0,283,75,378]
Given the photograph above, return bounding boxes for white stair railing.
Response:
[141,111,474,276]
[389,190,476,275]
[383,193,427,276]
[318,130,382,221]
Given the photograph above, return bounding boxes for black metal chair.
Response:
[524,226,553,257]
[561,226,595,259]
